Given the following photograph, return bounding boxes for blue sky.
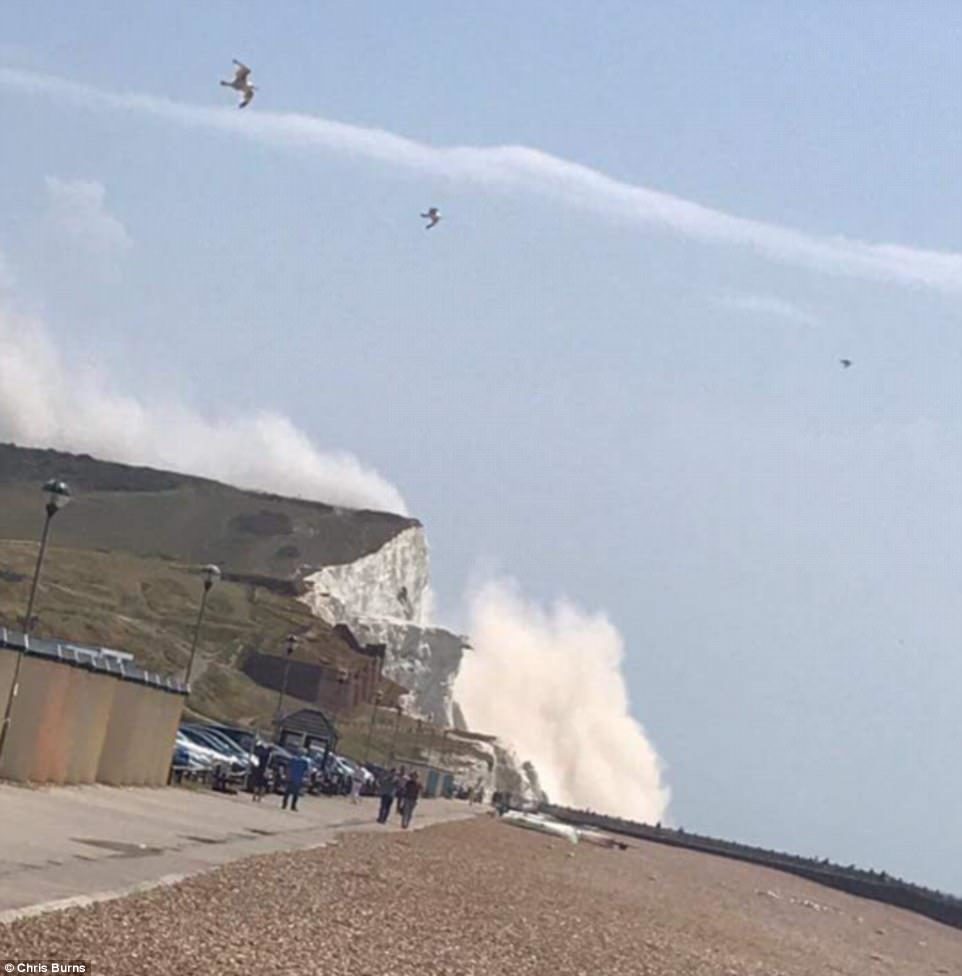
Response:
[1,3,960,892]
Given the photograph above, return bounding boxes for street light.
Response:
[330,668,353,740]
[275,634,298,721]
[0,478,71,763]
[364,690,383,764]
[185,564,220,691]
[389,703,403,762]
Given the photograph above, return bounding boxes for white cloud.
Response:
[457,578,670,822]
[719,293,819,327]
[0,294,408,514]
[42,176,132,263]
[2,67,961,294]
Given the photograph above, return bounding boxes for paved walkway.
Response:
[0,783,476,920]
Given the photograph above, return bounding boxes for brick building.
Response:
[242,625,392,713]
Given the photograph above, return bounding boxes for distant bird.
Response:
[839,358,853,369]
[420,207,442,229]
[220,59,256,108]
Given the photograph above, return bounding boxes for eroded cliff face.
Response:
[301,526,467,726]
[347,619,465,726]
[301,526,430,625]
[299,525,545,802]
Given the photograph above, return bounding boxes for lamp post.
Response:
[185,564,220,692]
[0,479,71,764]
[389,704,402,762]
[332,669,348,725]
[275,634,298,722]
[364,690,383,764]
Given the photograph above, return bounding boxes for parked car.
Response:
[169,740,211,784]
[203,724,257,754]
[178,727,246,777]
[265,744,295,793]
[171,742,207,773]
[337,755,374,784]
[174,731,215,770]
[333,755,376,794]
[182,724,252,769]
[359,762,387,795]
[300,746,341,794]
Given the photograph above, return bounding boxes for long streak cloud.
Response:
[2,67,961,294]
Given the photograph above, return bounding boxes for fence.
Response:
[541,803,962,931]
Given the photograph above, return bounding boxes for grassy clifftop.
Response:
[0,443,417,577]
[0,539,359,725]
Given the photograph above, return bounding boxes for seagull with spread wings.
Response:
[220,59,256,108]
[420,207,442,229]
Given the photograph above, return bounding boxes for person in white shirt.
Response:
[350,765,364,804]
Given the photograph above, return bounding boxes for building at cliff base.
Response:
[299,527,544,801]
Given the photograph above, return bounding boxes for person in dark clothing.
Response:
[211,761,228,792]
[377,768,398,824]
[282,749,310,811]
[394,765,408,818]
[250,741,272,802]
[401,771,422,829]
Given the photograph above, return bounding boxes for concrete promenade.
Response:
[0,783,475,920]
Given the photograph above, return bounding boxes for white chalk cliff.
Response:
[300,525,467,726]
[300,524,545,801]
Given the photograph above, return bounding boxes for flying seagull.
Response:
[220,59,256,108]
[420,207,442,229]
[839,358,852,369]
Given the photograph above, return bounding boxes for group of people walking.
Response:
[377,767,423,829]
[249,741,311,811]
[247,742,428,828]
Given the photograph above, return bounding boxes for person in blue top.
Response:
[282,748,310,812]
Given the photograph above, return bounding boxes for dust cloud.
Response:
[0,303,407,514]
[457,578,669,822]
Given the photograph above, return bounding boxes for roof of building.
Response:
[273,706,338,742]
[0,627,187,694]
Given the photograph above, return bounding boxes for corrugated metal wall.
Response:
[0,637,185,786]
